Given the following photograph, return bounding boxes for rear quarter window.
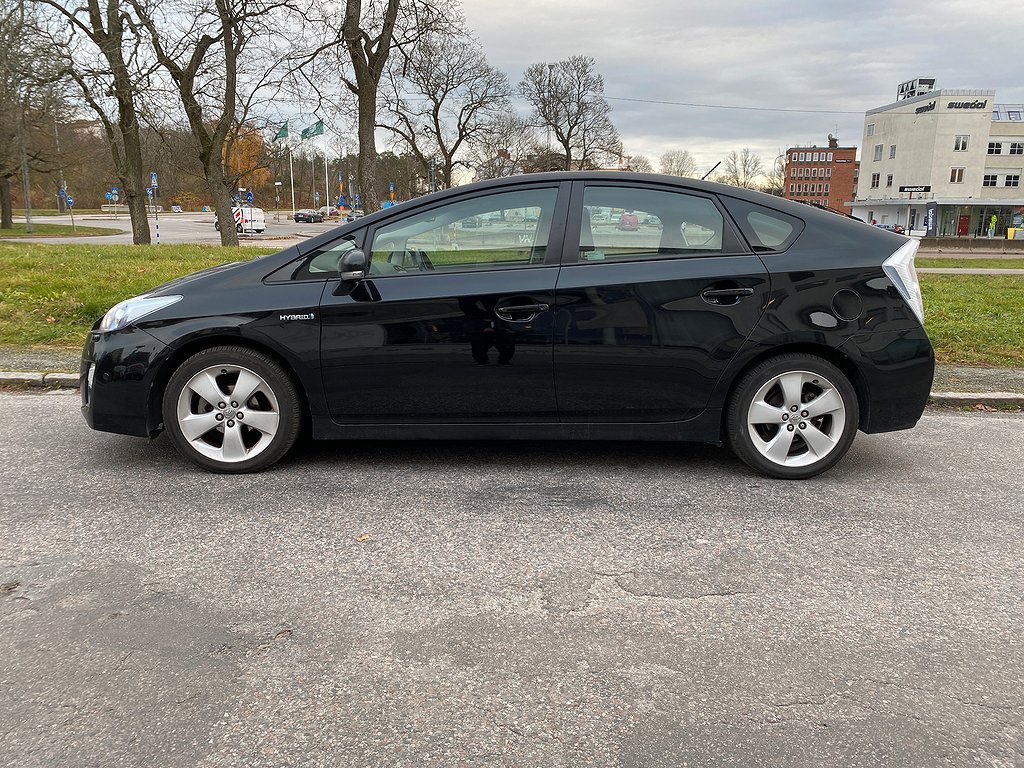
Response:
[722,197,805,252]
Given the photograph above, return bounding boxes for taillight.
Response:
[882,238,924,324]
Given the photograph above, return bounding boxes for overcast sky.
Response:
[459,0,1024,173]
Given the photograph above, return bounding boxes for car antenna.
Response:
[701,161,721,181]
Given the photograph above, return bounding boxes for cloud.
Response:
[461,0,1024,168]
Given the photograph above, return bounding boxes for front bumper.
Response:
[81,324,169,437]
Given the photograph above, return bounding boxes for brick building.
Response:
[783,135,859,216]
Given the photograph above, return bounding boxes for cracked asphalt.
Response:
[1,391,1023,767]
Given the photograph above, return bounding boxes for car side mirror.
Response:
[339,249,367,281]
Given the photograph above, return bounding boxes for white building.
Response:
[851,82,1024,238]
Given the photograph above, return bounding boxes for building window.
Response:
[886,174,893,187]
[826,168,831,178]
[954,135,969,151]
[867,124,875,137]
[1009,112,1022,121]
[993,111,1001,121]
[989,142,1003,154]
[811,168,818,178]
[873,144,883,161]
[870,173,880,188]
[1006,175,1021,187]
[789,183,794,193]
[824,183,830,193]
[812,152,818,162]
[983,174,998,187]
[827,152,833,162]
[889,144,896,159]
[1010,143,1024,155]
[799,152,806,161]
[950,167,965,183]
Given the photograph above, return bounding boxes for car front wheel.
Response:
[725,354,859,479]
[162,346,301,473]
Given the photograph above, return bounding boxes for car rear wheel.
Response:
[725,354,859,479]
[162,346,301,473]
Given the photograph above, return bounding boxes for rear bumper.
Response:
[81,325,168,437]
[842,327,935,433]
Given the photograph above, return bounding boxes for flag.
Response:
[272,121,289,142]
[300,120,325,140]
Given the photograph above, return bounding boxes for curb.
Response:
[3,372,1023,408]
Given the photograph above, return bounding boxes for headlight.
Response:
[99,294,183,332]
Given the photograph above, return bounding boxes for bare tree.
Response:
[519,55,619,171]
[128,0,291,246]
[380,28,511,189]
[717,148,765,189]
[761,153,785,196]
[34,0,154,242]
[660,149,698,178]
[470,114,538,180]
[629,154,654,173]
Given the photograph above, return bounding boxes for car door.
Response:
[553,181,770,422]
[319,182,569,423]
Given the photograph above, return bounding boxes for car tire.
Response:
[725,353,859,479]
[235,223,243,233]
[162,346,302,473]
[214,221,220,231]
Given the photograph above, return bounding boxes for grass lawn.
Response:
[0,222,123,237]
[920,274,1024,367]
[0,243,276,347]
[918,257,1024,270]
[0,244,1021,368]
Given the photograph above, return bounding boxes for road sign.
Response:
[105,192,113,201]
[150,172,158,188]
[315,191,320,205]
[246,191,253,204]
[111,187,118,194]
[389,181,394,192]
[338,194,345,207]
[58,188,66,199]
[65,195,73,207]
[146,187,153,197]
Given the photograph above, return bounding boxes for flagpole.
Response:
[324,149,329,210]
[288,143,296,217]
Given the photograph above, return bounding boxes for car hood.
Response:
[147,260,247,296]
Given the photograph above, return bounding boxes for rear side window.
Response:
[722,197,804,252]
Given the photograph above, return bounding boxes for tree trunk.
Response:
[357,89,380,212]
[208,164,239,247]
[0,177,12,229]
[117,86,152,244]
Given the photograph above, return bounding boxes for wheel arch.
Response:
[148,335,312,436]
[717,342,869,436]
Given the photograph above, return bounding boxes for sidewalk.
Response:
[2,346,1021,405]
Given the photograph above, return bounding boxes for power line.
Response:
[605,95,864,116]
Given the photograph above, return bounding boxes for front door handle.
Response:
[701,287,754,305]
[494,302,550,322]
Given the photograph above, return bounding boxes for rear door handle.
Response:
[494,302,550,322]
[701,287,754,305]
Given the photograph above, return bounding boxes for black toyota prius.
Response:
[81,172,934,478]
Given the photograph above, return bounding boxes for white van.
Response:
[214,205,266,234]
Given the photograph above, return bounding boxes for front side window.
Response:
[579,186,726,261]
[954,135,969,151]
[950,167,965,183]
[369,187,558,275]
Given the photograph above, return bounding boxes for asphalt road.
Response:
[1,392,1023,767]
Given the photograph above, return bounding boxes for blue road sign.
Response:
[315,191,320,205]
[150,172,158,188]
[65,196,74,207]
[246,191,253,204]
[389,181,394,192]
[58,188,66,198]
[146,187,153,197]
[111,187,118,194]
[354,194,361,208]
[338,194,345,207]
[105,192,113,201]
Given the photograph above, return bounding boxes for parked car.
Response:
[344,209,365,223]
[318,206,340,218]
[293,209,324,223]
[617,211,639,231]
[874,223,906,235]
[81,171,933,478]
[460,216,481,228]
[213,206,266,233]
[170,205,184,214]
